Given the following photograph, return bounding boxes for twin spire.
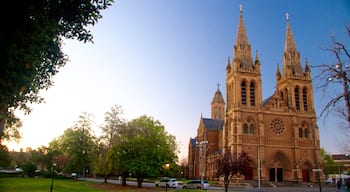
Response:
[233,4,253,69]
[229,6,306,79]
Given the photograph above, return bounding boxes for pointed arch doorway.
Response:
[268,152,291,182]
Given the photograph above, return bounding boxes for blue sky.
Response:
[7,0,350,160]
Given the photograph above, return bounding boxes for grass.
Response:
[0,177,107,192]
[0,177,214,192]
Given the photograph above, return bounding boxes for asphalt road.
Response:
[80,177,343,192]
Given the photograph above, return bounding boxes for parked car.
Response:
[71,172,80,178]
[155,177,178,188]
[183,180,209,190]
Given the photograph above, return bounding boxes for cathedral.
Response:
[188,8,322,184]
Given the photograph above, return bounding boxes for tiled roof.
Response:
[202,118,224,131]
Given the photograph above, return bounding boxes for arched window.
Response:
[303,88,308,111]
[304,128,309,138]
[241,81,247,105]
[299,128,303,138]
[249,124,255,134]
[295,87,300,110]
[243,124,248,134]
[250,82,255,106]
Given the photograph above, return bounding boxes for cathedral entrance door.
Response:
[277,168,283,182]
[302,169,310,182]
[269,168,275,181]
[269,168,283,182]
[244,167,253,180]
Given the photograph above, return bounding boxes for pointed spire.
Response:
[276,63,281,80]
[255,50,260,64]
[282,13,303,77]
[284,13,297,54]
[211,84,225,104]
[305,58,310,71]
[233,4,253,69]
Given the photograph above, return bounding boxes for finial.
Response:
[240,4,243,13]
[217,83,220,90]
[285,12,289,21]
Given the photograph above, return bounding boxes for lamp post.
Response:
[50,158,57,192]
[311,124,322,192]
[196,141,208,181]
[165,163,170,192]
[252,139,261,188]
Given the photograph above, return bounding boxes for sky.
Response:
[6,0,350,160]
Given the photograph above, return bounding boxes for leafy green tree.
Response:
[0,0,113,143]
[0,144,11,168]
[321,148,338,177]
[109,115,178,188]
[97,105,126,183]
[27,146,49,173]
[52,112,99,176]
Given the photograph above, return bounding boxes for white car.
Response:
[155,177,178,188]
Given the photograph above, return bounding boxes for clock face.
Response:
[270,118,286,135]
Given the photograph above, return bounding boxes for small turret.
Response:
[226,56,231,74]
[276,63,281,81]
[211,84,225,120]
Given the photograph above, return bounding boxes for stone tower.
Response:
[211,85,225,120]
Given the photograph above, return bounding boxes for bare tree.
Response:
[313,25,350,129]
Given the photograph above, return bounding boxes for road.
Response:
[81,177,342,192]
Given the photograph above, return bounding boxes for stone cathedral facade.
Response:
[188,9,322,183]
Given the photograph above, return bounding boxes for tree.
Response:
[313,25,350,128]
[216,150,251,192]
[0,144,11,168]
[97,104,126,183]
[109,115,178,188]
[0,0,113,143]
[321,148,338,177]
[51,112,99,176]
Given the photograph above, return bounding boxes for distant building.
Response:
[332,154,350,173]
[188,8,322,183]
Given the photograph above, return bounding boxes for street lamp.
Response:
[311,124,322,192]
[50,158,57,192]
[165,163,170,192]
[252,139,261,189]
[196,141,208,181]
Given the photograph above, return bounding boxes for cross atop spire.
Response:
[285,12,289,21]
[240,4,243,13]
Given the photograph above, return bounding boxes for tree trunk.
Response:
[224,178,230,192]
[0,107,7,142]
[121,172,127,186]
[137,177,143,188]
[104,174,108,183]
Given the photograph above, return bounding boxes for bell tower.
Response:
[211,84,225,120]
[275,14,315,114]
[224,5,263,152]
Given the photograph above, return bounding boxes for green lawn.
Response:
[0,177,112,192]
[0,177,215,192]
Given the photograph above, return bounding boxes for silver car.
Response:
[183,180,209,190]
